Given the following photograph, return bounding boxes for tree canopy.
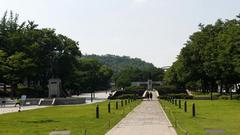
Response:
[164,16,240,93]
[85,54,155,73]
[85,54,164,88]
[0,11,113,97]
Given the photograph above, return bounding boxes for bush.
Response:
[155,85,185,95]
[235,95,240,100]
[126,86,146,91]
[110,89,145,99]
[219,95,230,100]
[160,93,193,99]
[0,90,9,97]
[217,94,240,100]
[116,94,137,99]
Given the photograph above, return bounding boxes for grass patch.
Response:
[160,99,240,135]
[0,100,141,135]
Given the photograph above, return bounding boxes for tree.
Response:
[164,15,240,95]
[4,52,35,96]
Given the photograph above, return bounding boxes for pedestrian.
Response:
[149,92,153,100]
[15,98,21,107]
[146,91,149,100]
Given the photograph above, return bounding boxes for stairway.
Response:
[39,99,54,106]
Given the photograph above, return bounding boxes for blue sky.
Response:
[0,0,240,67]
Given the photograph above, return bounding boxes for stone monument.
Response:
[48,78,62,97]
[131,80,162,90]
[148,80,153,90]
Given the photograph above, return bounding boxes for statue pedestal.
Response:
[48,78,61,98]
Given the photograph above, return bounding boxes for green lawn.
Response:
[0,100,141,135]
[160,99,240,135]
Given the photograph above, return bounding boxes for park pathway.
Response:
[0,105,48,115]
[106,91,177,135]
[0,91,110,115]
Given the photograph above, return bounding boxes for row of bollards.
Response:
[165,97,196,117]
[163,97,193,135]
[96,98,136,119]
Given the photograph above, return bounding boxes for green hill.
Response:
[84,54,156,73]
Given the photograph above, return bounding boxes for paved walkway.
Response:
[72,90,111,104]
[0,105,48,115]
[0,91,110,115]
[106,91,177,135]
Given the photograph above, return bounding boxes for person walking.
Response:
[15,98,22,112]
[149,92,153,100]
[146,91,149,100]
[15,98,21,107]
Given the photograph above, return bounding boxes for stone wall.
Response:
[54,98,86,105]
[22,97,86,106]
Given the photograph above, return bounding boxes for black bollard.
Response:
[116,101,118,110]
[128,98,130,103]
[96,104,99,119]
[175,99,177,106]
[121,100,123,107]
[125,100,127,105]
[179,100,181,109]
[211,90,213,100]
[192,103,196,117]
[184,101,187,112]
[91,92,93,102]
[108,102,111,113]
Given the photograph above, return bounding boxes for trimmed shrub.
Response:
[219,95,230,100]
[160,93,193,99]
[117,94,136,99]
[155,85,185,95]
[126,86,146,91]
[110,89,144,99]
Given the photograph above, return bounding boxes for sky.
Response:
[0,0,240,67]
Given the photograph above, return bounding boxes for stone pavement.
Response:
[0,90,110,115]
[106,91,177,135]
[0,105,48,115]
[72,90,111,104]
